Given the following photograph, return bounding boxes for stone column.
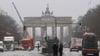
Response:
[41,27,44,41]
[68,25,72,40]
[67,25,72,47]
[32,27,35,41]
[52,26,57,38]
[54,26,57,37]
[52,26,54,38]
[60,25,63,42]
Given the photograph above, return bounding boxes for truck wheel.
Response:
[70,49,72,52]
[12,49,15,51]
[95,53,99,56]
[82,53,86,56]
[2,50,4,52]
[77,49,79,52]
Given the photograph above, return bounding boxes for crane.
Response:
[12,2,31,38]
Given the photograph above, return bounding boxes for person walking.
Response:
[52,43,58,56]
[59,43,63,56]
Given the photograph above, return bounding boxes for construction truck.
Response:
[21,26,34,50]
[4,36,15,51]
[82,32,99,56]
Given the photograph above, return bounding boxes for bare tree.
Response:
[0,10,22,41]
[82,5,100,39]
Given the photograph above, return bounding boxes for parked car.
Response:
[70,38,79,52]
[0,41,4,52]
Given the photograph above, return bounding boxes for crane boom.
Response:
[12,2,23,24]
[12,2,31,38]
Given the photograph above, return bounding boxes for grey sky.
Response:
[0,0,100,21]
[0,0,99,37]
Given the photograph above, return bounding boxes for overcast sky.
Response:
[0,0,100,37]
[0,0,100,22]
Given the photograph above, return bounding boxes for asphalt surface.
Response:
[0,48,83,56]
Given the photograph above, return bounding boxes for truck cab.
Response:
[82,33,99,56]
[4,36,15,51]
[21,38,34,50]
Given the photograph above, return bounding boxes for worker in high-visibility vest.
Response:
[23,26,31,38]
[83,32,89,36]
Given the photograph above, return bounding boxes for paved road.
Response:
[0,48,44,56]
[0,48,82,56]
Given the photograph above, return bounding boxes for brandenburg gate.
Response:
[24,6,72,46]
